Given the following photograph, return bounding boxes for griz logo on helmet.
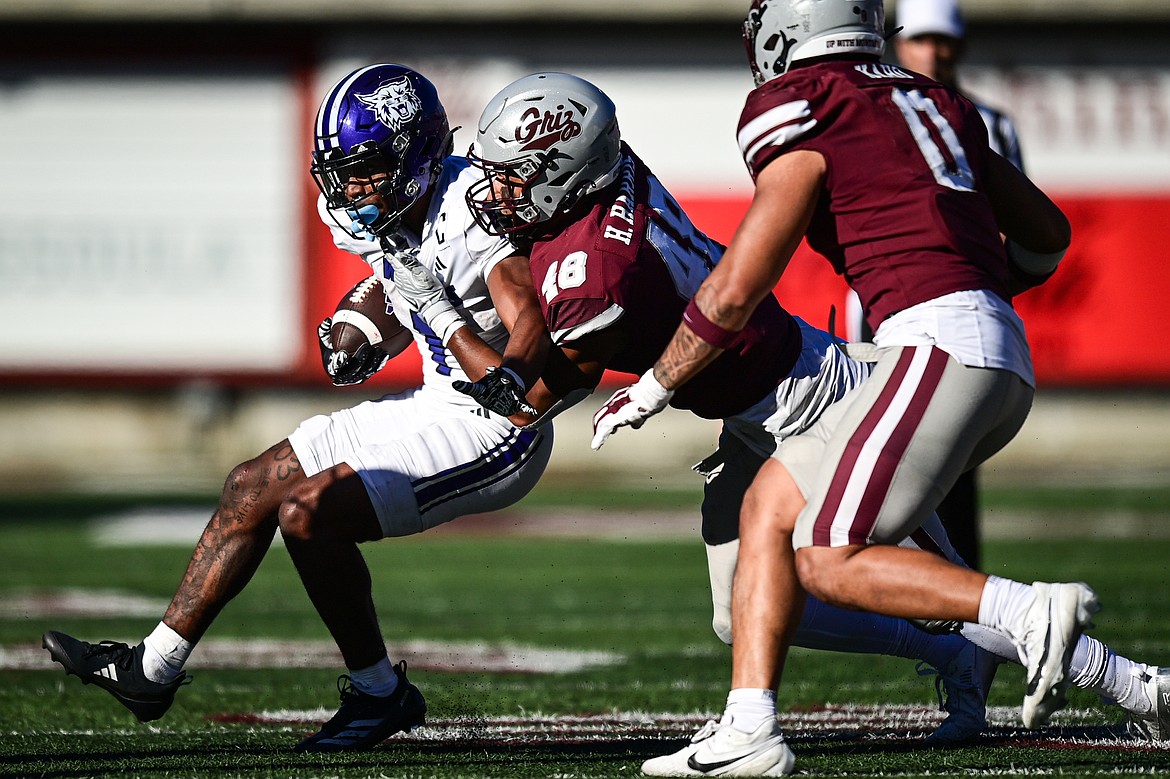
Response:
[356,76,423,133]
[745,0,798,83]
[516,106,583,151]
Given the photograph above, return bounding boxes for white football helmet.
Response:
[466,72,621,236]
[743,0,886,86]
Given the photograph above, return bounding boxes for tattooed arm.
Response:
[653,149,824,389]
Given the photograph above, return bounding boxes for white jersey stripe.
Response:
[827,346,936,546]
[550,304,625,345]
[743,120,819,170]
[737,100,815,158]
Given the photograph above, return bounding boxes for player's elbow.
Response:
[1001,187,1071,257]
[1002,207,1070,290]
[1054,210,1072,250]
[1006,212,1070,279]
[697,279,762,333]
[1031,209,1071,256]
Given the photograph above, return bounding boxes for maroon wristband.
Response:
[682,298,742,350]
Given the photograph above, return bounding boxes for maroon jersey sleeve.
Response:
[736,61,1011,330]
[529,156,693,378]
[528,149,801,419]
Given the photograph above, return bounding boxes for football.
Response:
[329,275,413,358]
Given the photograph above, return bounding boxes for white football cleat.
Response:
[641,714,795,777]
[920,640,1000,746]
[1010,581,1100,729]
[1128,666,1170,742]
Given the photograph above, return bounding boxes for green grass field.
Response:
[2,486,1169,777]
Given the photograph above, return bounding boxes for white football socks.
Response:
[1071,639,1154,716]
[970,580,1156,718]
[1069,630,1108,690]
[349,656,399,698]
[977,575,1036,650]
[142,622,193,684]
[725,688,776,734]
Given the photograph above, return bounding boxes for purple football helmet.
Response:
[311,64,451,237]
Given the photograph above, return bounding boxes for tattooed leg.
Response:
[163,439,304,642]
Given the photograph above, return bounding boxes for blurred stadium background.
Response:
[1,0,1168,507]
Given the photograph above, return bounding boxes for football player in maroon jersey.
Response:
[451,71,1168,764]
[884,0,1028,572]
[587,0,1107,773]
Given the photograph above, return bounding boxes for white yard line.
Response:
[85,505,1170,549]
[3,636,621,674]
[201,707,1161,751]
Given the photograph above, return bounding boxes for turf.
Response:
[2,496,1170,777]
[3,479,1169,517]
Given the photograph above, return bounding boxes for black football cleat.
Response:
[295,662,427,752]
[42,630,190,722]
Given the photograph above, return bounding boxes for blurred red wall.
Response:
[304,191,1170,390]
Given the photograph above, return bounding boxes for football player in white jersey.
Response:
[42,64,555,753]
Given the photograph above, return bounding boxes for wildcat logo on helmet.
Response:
[516,106,583,151]
[356,76,423,133]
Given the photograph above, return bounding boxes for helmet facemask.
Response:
[312,138,426,238]
[464,152,552,236]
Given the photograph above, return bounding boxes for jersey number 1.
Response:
[892,89,976,192]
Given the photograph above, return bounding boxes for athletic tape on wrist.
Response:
[634,369,674,406]
[682,298,742,350]
[432,309,465,347]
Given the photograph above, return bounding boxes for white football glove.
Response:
[386,248,464,346]
[590,369,674,450]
